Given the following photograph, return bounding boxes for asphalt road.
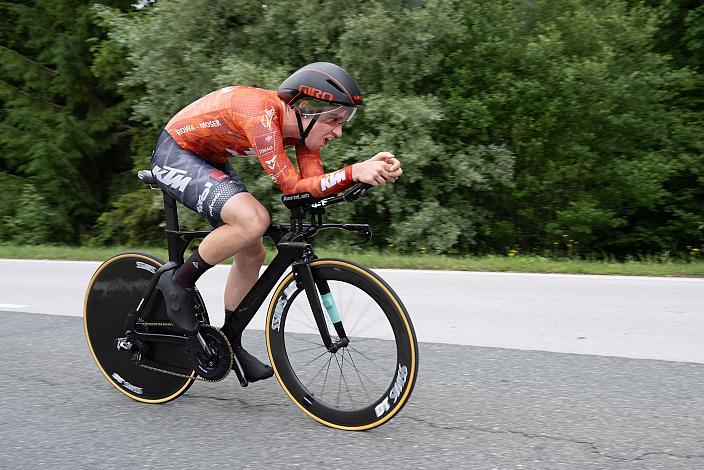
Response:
[2,260,703,469]
[2,310,704,469]
[1,259,703,362]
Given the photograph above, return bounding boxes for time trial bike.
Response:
[84,169,418,430]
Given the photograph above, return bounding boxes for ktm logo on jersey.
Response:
[299,85,334,102]
[321,169,346,191]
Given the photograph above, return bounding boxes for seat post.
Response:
[163,193,184,264]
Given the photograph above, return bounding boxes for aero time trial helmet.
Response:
[278,62,363,143]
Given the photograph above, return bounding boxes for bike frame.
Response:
[159,190,321,337]
[129,190,368,367]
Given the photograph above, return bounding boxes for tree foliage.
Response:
[2,0,702,257]
[441,0,703,254]
[0,0,135,243]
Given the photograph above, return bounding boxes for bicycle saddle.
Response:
[137,170,156,185]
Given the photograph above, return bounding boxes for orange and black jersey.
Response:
[165,86,354,197]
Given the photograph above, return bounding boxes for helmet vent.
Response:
[326,79,344,93]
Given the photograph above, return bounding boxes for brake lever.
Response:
[344,224,372,246]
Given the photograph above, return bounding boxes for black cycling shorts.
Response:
[151,130,248,227]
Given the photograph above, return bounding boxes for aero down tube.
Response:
[294,263,334,350]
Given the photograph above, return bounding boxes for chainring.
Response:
[187,325,233,381]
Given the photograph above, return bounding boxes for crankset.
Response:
[119,324,233,382]
[186,326,233,381]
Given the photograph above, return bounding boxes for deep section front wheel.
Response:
[266,259,418,430]
[84,252,199,403]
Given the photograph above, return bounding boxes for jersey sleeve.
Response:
[295,144,325,178]
[242,104,355,197]
[259,147,354,197]
[288,144,354,196]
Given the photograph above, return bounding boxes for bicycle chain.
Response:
[133,321,231,383]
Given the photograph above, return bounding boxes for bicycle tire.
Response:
[84,252,197,403]
[266,259,418,430]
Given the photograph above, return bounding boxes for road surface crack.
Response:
[400,415,466,431]
[185,394,234,402]
[634,451,704,461]
[186,394,288,410]
[400,416,690,462]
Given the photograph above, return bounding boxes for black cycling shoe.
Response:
[221,309,274,382]
[234,345,274,382]
[157,271,199,335]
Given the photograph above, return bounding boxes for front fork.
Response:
[293,263,348,352]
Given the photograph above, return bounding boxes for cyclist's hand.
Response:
[352,159,390,186]
[371,152,402,183]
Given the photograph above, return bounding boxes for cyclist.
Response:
[150,62,402,382]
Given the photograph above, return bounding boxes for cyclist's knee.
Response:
[250,207,270,237]
[221,193,270,239]
[240,206,269,241]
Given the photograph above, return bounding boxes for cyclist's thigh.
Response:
[151,130,248,227]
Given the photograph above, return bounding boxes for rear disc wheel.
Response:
[84,252,198,403]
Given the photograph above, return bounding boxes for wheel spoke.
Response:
[320,354,333,399]
[287,335,324,348]
[344,347,372,403]
[287,344,327,355]
[345,305,367,337]
[336,353,343,404]
[333,351,355,406]
[307,352,333,385]
[288,303,319,333]
[349,297,381,338]
[302,349,331,368]
[345,348,386,390]
[347,344,390,372]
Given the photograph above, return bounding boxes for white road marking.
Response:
[2,259,703,363]
[0,303,29,309]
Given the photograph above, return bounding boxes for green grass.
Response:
[1,244,703,277]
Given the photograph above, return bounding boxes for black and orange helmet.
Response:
[278,62,363,128]
[278,62,363,107]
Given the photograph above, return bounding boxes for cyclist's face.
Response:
[304,117,343,151]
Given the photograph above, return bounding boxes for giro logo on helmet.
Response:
[298,85,334,102]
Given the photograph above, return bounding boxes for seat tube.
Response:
[293,263,333,350]
[163,193,184,264]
